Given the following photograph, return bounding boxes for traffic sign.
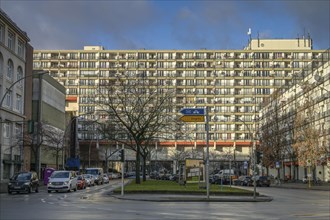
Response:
[306,159,312,167]
[243,161,248,169]
[180,108,205,115]
[180,115,205,122]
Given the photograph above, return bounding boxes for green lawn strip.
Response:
[113,180,255,196]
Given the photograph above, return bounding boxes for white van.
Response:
[47,170,78,193]
[214,169,235,178]
[85,168,104,185]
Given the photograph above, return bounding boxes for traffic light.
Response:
[119,149,125,162]
[28,120,34,134]
[256,151,263,164]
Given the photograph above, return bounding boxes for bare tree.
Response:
[292,82,328,179]
[259,90,288,178]
[46,126,65,170]
[96,75,179,184]
[20,122,54,177]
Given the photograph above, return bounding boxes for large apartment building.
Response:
[33,38,327,174]
[259,51,329,181]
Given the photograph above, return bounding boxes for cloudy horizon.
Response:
[1,0,329,50]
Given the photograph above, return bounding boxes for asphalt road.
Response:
[0,181,329,220]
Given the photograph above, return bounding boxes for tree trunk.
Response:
[56,146,59,170]
[135,144,141,184]
[142,156,147,181]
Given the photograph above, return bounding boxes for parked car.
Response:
[255,176,271,187]
[85,168,103,185]
[108,172,119,179]
[234,176,253,186]
[8,171,39,194]
[83,174,95,187]
[47,170,78,193]
[77,175,86,190]
[103,174,110,184]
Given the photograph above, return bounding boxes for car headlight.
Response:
[64,181,69,185]
[8,182,12,186]
[24,182,30,185]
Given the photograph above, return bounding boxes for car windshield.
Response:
[77,176,83,180]
[83,174,90,179]
[51,172,69,178]
[13,173,31,181]
[86,170,98,175]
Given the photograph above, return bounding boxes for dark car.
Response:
[8,171,39,194]
[256,176,271,187]
[234,176,252,186]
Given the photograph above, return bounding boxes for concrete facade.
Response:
[33,39,327,179]
[0,9,31,182]
[259,50,329,182]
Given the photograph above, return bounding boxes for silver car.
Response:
[47,171,78,193]
[103,174,110,184]
[83,174,95,187]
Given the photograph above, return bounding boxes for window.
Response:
[5,90,12,107]
[0,53,3,77]
[0,23,4,43]
[17,39,25,58]
[17,67,23,87]
[3,123,10,138]
[15,124,23,137]
[8,30,15,50]
[16,94,22,113]
[7,59,14,80]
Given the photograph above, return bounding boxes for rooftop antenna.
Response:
[257,31,260,47]
[247,28,252,49]
[303,28,306,47]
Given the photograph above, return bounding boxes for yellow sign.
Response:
[180,115,205,122]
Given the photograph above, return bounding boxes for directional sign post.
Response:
[179,108,205,122]
[179,107,209,199]
[180,115,205,122]
[180,108,205,116]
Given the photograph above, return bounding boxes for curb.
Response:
[108,193,273,202]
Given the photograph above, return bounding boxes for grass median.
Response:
[113,180,256,196]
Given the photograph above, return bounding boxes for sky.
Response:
[1,0,329,50]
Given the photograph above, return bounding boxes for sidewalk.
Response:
[272,181,330,191]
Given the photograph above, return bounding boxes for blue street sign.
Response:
[180,108,205,115]
[243,161,248,169]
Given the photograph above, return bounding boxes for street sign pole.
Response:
[205,107,210,199]
[179,107,208,198]
[121,144,124,196]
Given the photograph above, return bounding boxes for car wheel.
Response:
[48,190,51,193]
[74,185,77,192]
[8,190,12,194]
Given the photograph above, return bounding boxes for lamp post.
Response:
[0,71,47,180]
